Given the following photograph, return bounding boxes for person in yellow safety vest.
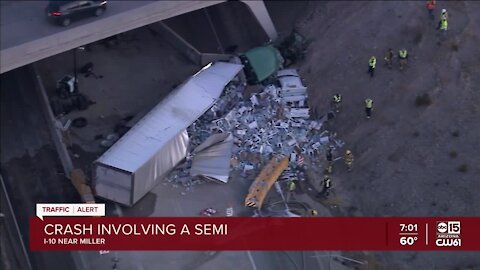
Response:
[322,175,332,197]
[345,150,354,171]
[441,8,448,20]
[310,209,318,216]
[439,19,448,32]
[331,93,342,113]
[398,49,408,70]
[287,180,296,192]
[365,98,373,119]
[437,9,448,30]
[368,56,376,77]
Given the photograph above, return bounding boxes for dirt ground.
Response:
[36,26,199,155]
[293,1,480,268]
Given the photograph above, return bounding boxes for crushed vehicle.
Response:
[276,69,308,103]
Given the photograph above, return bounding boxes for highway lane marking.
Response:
[246,250,258,270]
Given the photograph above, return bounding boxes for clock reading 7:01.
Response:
[400,224,418,232]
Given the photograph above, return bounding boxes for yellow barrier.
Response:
[70,168,95,204]
[245,155,289,209]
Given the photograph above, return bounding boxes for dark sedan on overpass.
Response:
[46,0,107,26]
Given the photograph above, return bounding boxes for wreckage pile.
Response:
[166,70,344,190]
[168,69,344,192]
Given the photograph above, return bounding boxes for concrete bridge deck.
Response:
[0,0,277,74]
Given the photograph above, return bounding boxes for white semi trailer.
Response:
[93,62,243,206]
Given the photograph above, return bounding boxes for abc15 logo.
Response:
[436,221,461,234]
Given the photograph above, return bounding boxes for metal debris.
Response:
[165,70,344,192]
[190,133,234,184]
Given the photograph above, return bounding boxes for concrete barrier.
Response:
[31,64,74,178]
[31,65,97,205]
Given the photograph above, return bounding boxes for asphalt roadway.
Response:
[0,1,153,49]
[0,67,81,270]
[0,0,222,73]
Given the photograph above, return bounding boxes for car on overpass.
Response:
[46,0,107,26]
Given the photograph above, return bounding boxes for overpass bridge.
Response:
[0,0,277,74]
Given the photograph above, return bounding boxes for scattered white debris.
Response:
[248,121,258,129]
[288,108,310,118]
[244,164,254,172]
[164,69,345,192]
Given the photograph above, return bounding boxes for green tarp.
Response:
[244,45,283,82]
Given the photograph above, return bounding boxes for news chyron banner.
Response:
[31,204,480,250]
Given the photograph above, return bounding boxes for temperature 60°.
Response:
[400,236,418,246]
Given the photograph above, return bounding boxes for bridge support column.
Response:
[241,1,278,41]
